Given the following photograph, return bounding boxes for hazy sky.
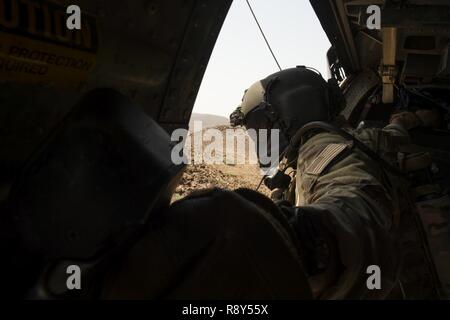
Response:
[193,0,331,117]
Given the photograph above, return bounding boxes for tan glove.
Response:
[390,109,441,130]
[415,109,441,128]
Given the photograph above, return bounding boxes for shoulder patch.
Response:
[305,143,349,175]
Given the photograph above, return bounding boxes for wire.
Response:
[245,0,282,71]
[256,175,266,191]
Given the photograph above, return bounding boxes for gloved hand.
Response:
[415,109,441,128]
[390,109,441,130]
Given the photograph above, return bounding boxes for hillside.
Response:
[189,113,229,132]
[172,124,271,202]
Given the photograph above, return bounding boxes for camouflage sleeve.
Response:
[382,123,409,138]
[287,185,399,299]
[285,130,403,299]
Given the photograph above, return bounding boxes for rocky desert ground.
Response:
[171,114,270,202]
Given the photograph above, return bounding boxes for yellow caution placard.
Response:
[0,0,98,88]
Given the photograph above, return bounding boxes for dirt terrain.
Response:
[189,113,229,130]
[172,125,270,202]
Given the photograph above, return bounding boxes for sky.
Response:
[192,0,332,118]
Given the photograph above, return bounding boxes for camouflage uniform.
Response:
[282,119,450,299]
[229,67,449,299]
[282,123,410,299]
